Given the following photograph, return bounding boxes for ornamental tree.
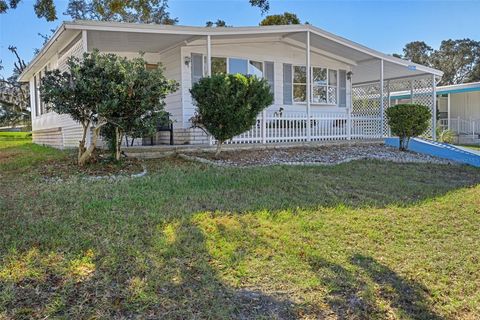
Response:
[99,57,177,160]
[41,51,113,165]
[41,50,177,165]
[190,74,273,157]
[386,104,431,151]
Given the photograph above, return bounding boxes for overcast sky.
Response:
[1,0,480,77]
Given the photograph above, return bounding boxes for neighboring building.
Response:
[391,82,480,144]
[18,20,442,148]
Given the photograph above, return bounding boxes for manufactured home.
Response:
[18,20,443,148]
[391,82,480,144]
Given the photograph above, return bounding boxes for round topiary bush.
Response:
[190,74,274,156]
[385,104,431,151]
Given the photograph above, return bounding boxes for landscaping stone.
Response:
[182,144,455,167]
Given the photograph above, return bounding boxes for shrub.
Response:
[386,104,431,150]
[190,74,273,156]
[437,128,456,144]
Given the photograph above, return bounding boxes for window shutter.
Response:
[339,69,347,108]
[264,61,274,97]
[283,63,292,105]
[191,53,203,85]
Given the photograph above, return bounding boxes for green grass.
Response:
[0,133,68,172]
[460,144,480,151]
[1,139,480,319]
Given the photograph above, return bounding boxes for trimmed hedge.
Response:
[386,104,431,150]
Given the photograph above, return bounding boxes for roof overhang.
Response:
[391,81,480,99]
[19,20,443,83]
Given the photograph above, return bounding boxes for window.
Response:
[293,66,339,104]
[229,58,248,74]
[37,71,42,116]
[227,58,264,76]
[211,57,227,75]
[312,67,327,103]
[328,69,338,104]
[33,75,39,117]
[248,60,263,77]
[293,66,306,102]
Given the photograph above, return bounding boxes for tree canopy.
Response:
[205,19,228,27]
[395,39,480,85]
[0,47,30,128]
[260,12,300,25]
[1,0,271,22]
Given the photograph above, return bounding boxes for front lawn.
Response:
[1,139,480,319]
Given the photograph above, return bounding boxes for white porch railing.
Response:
[217,111,382,145]
[438,117,480,137]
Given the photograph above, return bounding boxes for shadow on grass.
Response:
[2,155,478,318]
[307,254,443,319]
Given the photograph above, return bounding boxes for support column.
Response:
[262,110,267,144]
[206,35,212,76]
[379,59,384,138]
[306,31,311,141]
[386,79,391,136]
[447,93,451,130]
[410,80,414,104]
[206,35,213,146]
[432,74,437,140]
[82,30,88,53]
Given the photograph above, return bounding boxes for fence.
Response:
[438,118,480,137]
[219,111,382,145]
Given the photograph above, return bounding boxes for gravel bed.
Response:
[183,144,455,167]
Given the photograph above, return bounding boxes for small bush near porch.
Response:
[1,138,480,319]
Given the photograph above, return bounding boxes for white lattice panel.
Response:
[353,75,436,138]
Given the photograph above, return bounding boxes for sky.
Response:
[1,0,480,78]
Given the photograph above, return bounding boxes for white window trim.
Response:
[292,65,339,106]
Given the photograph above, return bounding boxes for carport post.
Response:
[206,34,213,146]
[387,79,391,136]
[447,93,451,130]
[306,30,311,141]
[432,74,437,140]
[410,80,414,104]
[379,59,384,138]
[206,35,212,76]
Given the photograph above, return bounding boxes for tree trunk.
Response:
[399,136,408,151]
[214,141,223,158]
[78,122,105,166]
[78,122,89,162]
[115,127,123,161]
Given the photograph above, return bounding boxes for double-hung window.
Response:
[293,66,338,105]
[226,58,264,77]
[192,55,273,98]
[211,57,227,75]
[293,66,307,103]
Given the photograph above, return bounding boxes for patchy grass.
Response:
[1,140,480,319]
[460,144,480,151]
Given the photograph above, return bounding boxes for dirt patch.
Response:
[38,155,145,179]
[183,144,455,167]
